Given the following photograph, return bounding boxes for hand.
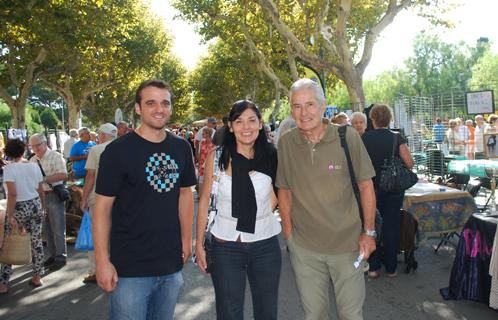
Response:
[283,226,292,240]
[358,234,376,260]
[8,216,18,230]
[80,200,87,213]
[182,246,192,264]
[194,246,209,274]
[96,260,119,293]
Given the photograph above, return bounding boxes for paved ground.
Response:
[1,197,497,319]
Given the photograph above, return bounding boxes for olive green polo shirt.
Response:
[276,124,375,254]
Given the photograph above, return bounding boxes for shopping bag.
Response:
[0,226,32,265]
[75,210,94,251]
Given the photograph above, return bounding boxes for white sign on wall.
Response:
[466,90,495,114]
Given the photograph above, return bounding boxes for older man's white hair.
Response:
[30,133,47,143]
[290,78,326,106]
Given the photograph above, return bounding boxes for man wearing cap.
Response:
[69,127,96,178]
[80,123,117,283]
[194,117,217,158]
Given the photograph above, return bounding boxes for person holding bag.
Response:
[195,100,281,319]
[362,104,415,279]
[0,139,46,293]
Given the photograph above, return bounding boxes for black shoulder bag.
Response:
[338,126,382,241]
[37,160,70,202]
[378,132,418,193]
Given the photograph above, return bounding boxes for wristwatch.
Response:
[362,229,377,238]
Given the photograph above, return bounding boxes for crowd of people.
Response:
[2,76,486,319]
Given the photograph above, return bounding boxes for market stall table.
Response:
[404,182,478,251]
[440,213,498,308]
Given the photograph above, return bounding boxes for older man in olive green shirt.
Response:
[276,79,376,320]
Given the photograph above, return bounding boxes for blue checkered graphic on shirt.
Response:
[145,153,179,193]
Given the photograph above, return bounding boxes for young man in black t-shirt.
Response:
[93,79,196,320]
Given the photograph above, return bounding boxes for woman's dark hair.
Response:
[4,138,26,159]
[220,100,275,170]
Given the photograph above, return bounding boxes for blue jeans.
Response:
[368,190,405,274]
[109,271,183,320]
[44,192,67,261]
[211,235,282,320]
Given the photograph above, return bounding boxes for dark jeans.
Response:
[369,190,405,274]
[211,235,282,320]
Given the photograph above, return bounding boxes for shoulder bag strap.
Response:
[391,131,398,158]
[206,147,222,232]
[36,159,54,189]
[338,126,364,229]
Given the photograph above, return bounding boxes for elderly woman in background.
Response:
[446,119,465,155]
[274,116,296,148]
[0,139,46,293]
[351,112,367,136]
[362,104,414,279]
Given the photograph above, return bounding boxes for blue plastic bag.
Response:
[75,210,94,251]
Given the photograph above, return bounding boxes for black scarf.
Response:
[229,144,277,234]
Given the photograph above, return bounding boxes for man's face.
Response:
[30,138,47,158]
[117,125,128,137]
[291,88,326,133]
[135,86,172,130]
[208,122,216,129]
[80,131,91,143]
[476,117,484,126]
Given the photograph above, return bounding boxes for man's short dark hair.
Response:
[135,79,172,105]
[4,138,26,158]
[436,117,441,123]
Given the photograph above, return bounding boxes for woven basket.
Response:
[0,227,32,265]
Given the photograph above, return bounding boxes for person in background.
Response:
[117,121,129,138]
[195,117,217,158]
[474,115,487,159]
[362,104,414,280]
[69,127,96,179]
[195,100,280,319]
[63,129,79,161]
[457,118,469,156]
[351,112,367,136]
[29,133,68,271]
[90,131,98,144]
[446,119,465,156]
[274,116,296,148]
[331,112,349,126]
[432,117,445,144]
[212,115,229,146]
[80,123,117,284]
[197,127,215,193]
[466,119,475,160]
[0,139,46,293]
[485,115,498,157]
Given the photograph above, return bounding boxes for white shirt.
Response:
[475,124,488,153]
[3,162,43,201]
[63,137,78,159]
[210,171,281,242]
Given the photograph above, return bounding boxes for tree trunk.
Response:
[65,95,79,129]
[343,73,365,111]
[11,102,26,129]
[270,82,281,125]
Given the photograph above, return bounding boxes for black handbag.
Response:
[37,160,71,202]
[53,184,71,201]
[338,126,382,241]
[378,133,418,193]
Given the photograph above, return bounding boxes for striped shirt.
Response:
[432,123,445,142]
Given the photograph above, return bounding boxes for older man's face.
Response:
[30,138,47,158]
[291,88,326,133]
